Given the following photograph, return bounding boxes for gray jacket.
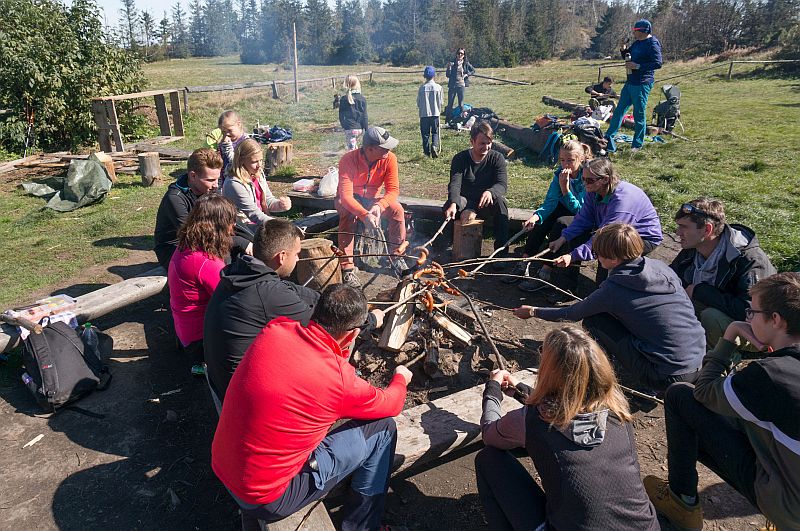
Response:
[222,173,283,224]
[417,80,443,118]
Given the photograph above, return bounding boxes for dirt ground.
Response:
[0,236,768,530]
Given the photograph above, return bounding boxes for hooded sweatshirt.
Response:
[481,380,659,530]
[537,257,705,376]
[203,255,320,399]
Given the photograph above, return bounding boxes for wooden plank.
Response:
[186,80,275,93]
[431,310,473,346]
[0,155,40,174]
[379,279,416,352]
[392,368,537,473]
[129,144,192,159]
[103,100,125,152]
[153,94,171,136]
[95,89,183,101]
[263,500,335,530]
[91,100,113,153]
[169,91,184,136]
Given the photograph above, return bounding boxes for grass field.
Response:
[0,56,798,309]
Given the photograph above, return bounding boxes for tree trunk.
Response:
[138,152,162,186]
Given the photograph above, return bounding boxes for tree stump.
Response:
[452,218,484,261]
[138,152,162,186]
[90,152,117,183]
[295,238,342,291]
[266,143,293,175]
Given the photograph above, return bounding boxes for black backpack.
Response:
[21,321,112,413]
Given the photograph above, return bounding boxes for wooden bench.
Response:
[92,89,185,152]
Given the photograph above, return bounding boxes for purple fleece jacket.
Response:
[561,180,662,262]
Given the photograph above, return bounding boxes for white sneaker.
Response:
[630,147,642,154]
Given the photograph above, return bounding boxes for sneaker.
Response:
[342,269,362,288]
[502,262,529,284]
[643,476,703,531]
[431,146,439,159]
[630,147,642,155]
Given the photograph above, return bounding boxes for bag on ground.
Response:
[317,167,339,197]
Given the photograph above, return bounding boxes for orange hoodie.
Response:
[337,148,400,219]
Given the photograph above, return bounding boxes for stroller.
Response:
[651,84,683,132]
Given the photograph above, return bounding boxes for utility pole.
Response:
[293,22,299,103]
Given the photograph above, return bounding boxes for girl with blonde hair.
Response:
[338,74,368,151]
[475,325,659,531]
[222,138,291,224]
[508,140,592,292]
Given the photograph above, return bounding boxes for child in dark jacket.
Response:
[476,325,659,531]
[516,223,705,393]
[339,74,368,151]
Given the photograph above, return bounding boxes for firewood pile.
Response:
[0,150,187,176]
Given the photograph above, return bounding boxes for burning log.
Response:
[431,310,472,346]
[379,278,417,352]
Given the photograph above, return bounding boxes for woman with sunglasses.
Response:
[445,48,475,125]
[475,325,659,530]
[547,157,662,287]
[515,223,705,395]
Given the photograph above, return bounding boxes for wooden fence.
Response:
[596,59,800,83]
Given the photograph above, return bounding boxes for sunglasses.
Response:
[745,308,771,320]
[582,174,605,184]
[678,203,718,221]
[457,52,465,56]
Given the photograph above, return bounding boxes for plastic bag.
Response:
[316,167,338,197]
[292,178,317,192]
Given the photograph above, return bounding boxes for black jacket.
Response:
[152,175,252,269]
[670,223,776,320]
[339,93,368,131]
[203,255,319,399]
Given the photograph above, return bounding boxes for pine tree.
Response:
[188,0,209,56]
[140,10,155,56]
[120,0,139,50]
[588,1,634,59]
[171,1,191,58]
[333,0,372,63]
[303,0,334,64]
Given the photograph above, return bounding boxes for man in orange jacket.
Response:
[336,126,406,288]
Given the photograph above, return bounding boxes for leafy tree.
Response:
[0,0,145,152]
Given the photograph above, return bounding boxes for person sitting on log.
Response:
[154,148,252,270]
[585,76,618,110]
[222,138,291,225]
[443,120,509,259]
[547,157,662,291]
[335,126,407,289]
[670,197,776,349]
[217,110,249,180]
[515,223,705,395]
[168,194,237,363]
[643,272,800,531]
[475,325,659,531]
[506,140,591,292]
[211,284,411,530]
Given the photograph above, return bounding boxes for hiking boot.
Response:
[342,269,362,289]
[502,261,529,284]
[643,476,703,531]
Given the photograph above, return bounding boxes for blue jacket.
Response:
[624,36,662,85]
[534,167,586,222]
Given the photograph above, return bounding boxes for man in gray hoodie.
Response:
[516,223,705,393]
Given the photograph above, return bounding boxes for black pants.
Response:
[523,203,574,256]
[664,382,758,506]
[451,195,509,250]
[445,85,465,123]
[583,313,699,393]
[419,116,440,155]
[475,446,547,531]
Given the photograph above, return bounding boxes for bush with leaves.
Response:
[0,0,145,154]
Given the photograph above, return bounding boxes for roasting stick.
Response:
[421,218,451,250]
[445,247,554,269]
[467,227,528,276]
[382,288,431,313]
[445,283,508,370]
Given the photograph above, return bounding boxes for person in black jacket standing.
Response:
[339,74,368,151]
[444,47,475,124]
[443,121,509,253]
[670,197,776,347]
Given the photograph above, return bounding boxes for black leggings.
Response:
[523,203,574,257]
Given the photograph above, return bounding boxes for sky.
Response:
[93,0,180,29]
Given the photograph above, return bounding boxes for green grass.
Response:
[0,56,798,308]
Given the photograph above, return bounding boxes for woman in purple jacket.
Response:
[549,157,662,285]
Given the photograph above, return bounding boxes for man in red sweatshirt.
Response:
[211,284,412,530]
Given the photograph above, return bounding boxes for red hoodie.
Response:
[211,317,408,505]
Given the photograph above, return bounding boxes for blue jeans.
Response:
[236,417,397,531]
[605,81,653,150]
[420,116,440,155]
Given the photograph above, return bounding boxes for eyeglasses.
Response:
[745,308,771,320]
[457,52,465,56]
[582,174,605,184]
[678,203,718,221]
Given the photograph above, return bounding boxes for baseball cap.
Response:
[424,65,435,78]
[633,19,652,33]
[362,126,399,150]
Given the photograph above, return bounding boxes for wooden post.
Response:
[452,218,484,261]
[272,81,280,99]
[292,22,299,103]
[266,143,293,174]
[153,94,171,136]
[727,62,734,80]
[138,152,162,186]
[169,90,184,136]
[90,152,117,183]
[91,99,113,153]
[369,71,373,83]
[379,278,417,352]
[182,88,189,116]
[598,67,602,83]
[103,100,125,152]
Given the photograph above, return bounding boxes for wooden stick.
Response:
[469,228,528,275]
[403,350,428,368]
[383,288,428,313]
[465,272,584,302]
[446,284,507,370]
[620,385,664,405]
[421,218,451,249]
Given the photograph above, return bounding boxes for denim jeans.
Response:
[419,116,440,155]
[605,81,653,149]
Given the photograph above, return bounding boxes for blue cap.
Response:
[424,66,435,78]
[633,19,652,33]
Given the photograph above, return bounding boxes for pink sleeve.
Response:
[196,257,225,296]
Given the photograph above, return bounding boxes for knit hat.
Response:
[362,126,399,150]
[633,19,652,33]
[423,66,435,79]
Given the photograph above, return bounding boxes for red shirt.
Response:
[211,317,408,505]
[167,247,224,346]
